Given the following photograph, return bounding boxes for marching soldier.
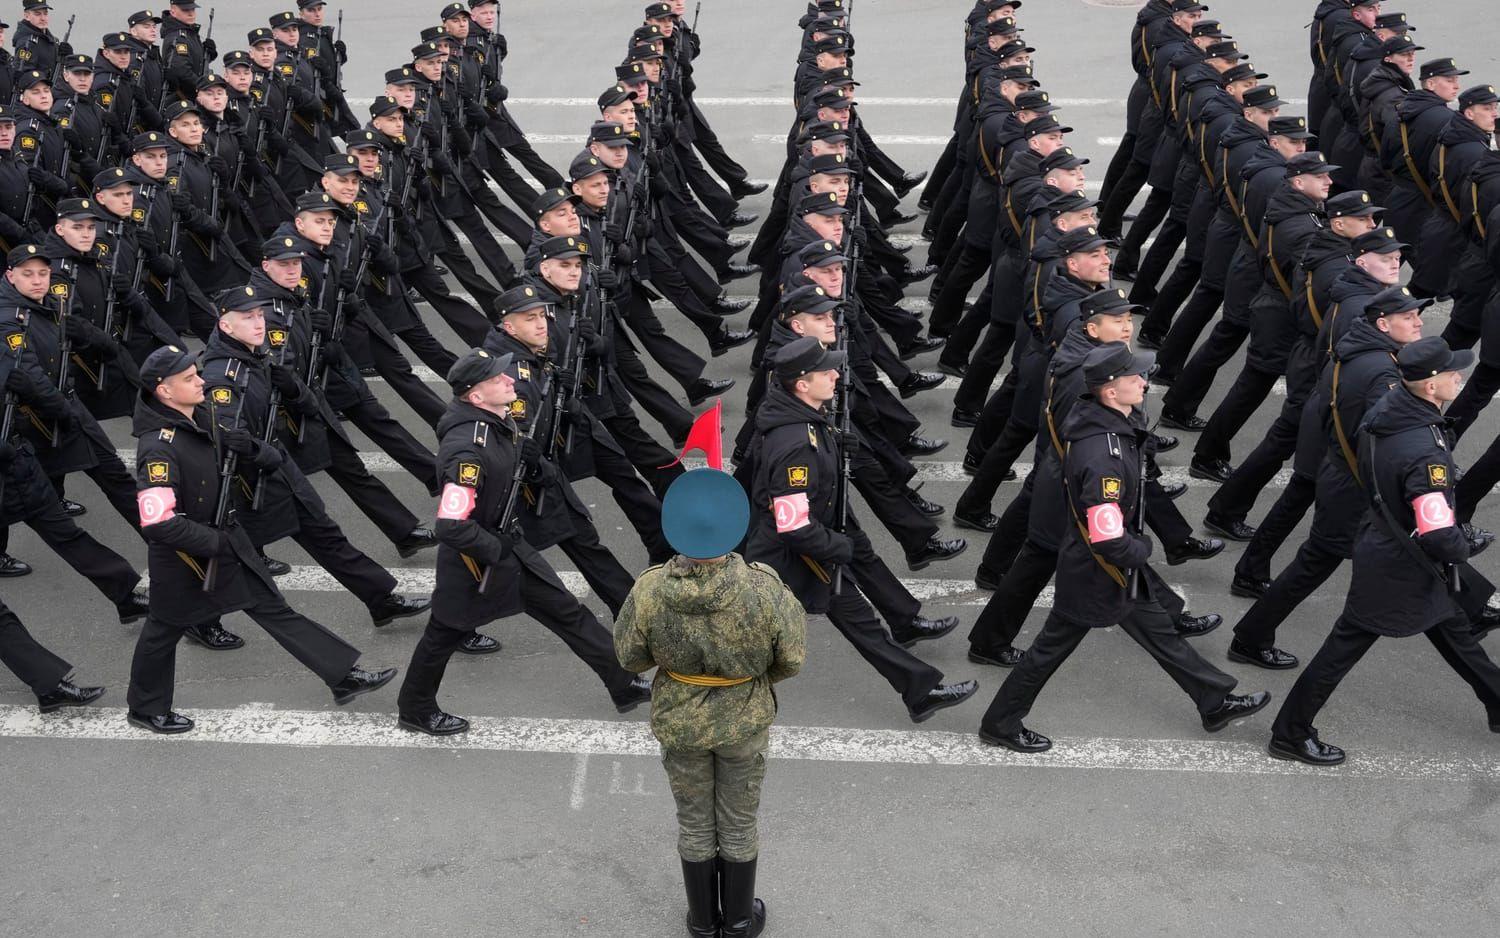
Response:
[0,596,105,713]
[395,348,651,736]
[11,0,67,83]
[615,468,804,938]
[160,0,215,108]
[126,344,397,735]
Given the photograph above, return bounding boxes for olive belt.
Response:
[663,670,754,688]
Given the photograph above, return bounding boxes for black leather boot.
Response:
[681,858,720,938]
[719,857,765,938]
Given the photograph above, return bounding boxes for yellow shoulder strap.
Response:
[1330,359,1363,483]
[1401,121,1436,206]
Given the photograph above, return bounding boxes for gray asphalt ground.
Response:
[4,1,1500,935]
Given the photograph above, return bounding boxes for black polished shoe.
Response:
[1473,604,1500,640]
[731,180,768,198]
[613,675,653,713]
[951,407,979,428]
[688,376,737,405]
[1160,410,1208,432]
[184,622,246,650]
[260,554,292,576]
[719,857,766,938]
[1204,513,1257,541]
[709,328,755,358]
[370,594,431,627]
[1227,639,1299,670]
[901,263,938,285]
[893,170,928,199]
[891,615,960,648]
[1188,457,1233,484]
[882,211,920,229]
[898,371,946,399]
[396,526,438,559]
[1268,734,1345,766]
[892,242,914,255]
[458,632,502,655]
[898,335,945,360]
[719,261,761,284]
[954,509,999,533]
[904,489,946,517]
[115,590,150,625]
[713,295,752,314]
[917,197,935,212]
[724,212,758,230]
[59,497,86,517]
[1165,536,1224,566]
[727,235,752,253]
[905,535,967,571]
[978,724,1052,752]
[974,565,1004,591]
[937,359,968,379]
[398,710,471,736]
[1157,480,1188,500]
[1151,432,1179,453]
[1202,690,1272,732]
[1175,613,1222,637]
[909,679,979,723]
[128,709,194,734]
[37,680,105,713]
[1230,574,1271,599]
[358,365,378,377]
[0,553,32,577]
[332,666,398,705]
[1463,522,1495,557]
[899,433,948,457]
[962,451,980,475]
[1137,330,1166,351]
[968,644,1025,667]
[1151,369,1177,387]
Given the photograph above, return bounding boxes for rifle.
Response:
[827,153,866,595]
[692,2,700,33]
[163,149,184,302]
[1128,384,1150,599]
[48,14,76,89]
[252,303,288,510]
[50,258,76,448]
[203,368,248,592]
[533,300,587,516]
[207,138,221,263]
[18,120,45,225]
[205,7,215,44]
[0,318,26,505]
[96,219,127,392]
[477,421,536,595]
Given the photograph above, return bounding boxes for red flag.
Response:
[663,399,723,469]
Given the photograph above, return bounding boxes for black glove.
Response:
[206,154,231,180]
[27,166,67,198]
[64,316,113,350]
[604,221,628,245]
[582,330,607,356]
[365,232,386,256]
[614,242,635,267]
[484,82,506,107]
[0,439,15,466]
[430,152,458,177]
[57,41,72,59]
[4,368,29,393]
[147,254,180,279]
[169,190,194,214]
[463,98,488,125]
[594,268,619,291]
[518,434,543,471]
[221,427,260,460]
[419,121,442,147]
[554,366,576,390]
[202,38,217,62]
[333,39,348,63]
[309,308,333,336]
[269,364,302,398]
[826,532,855,565]
[338,266,359,293]
[838,429,861,454]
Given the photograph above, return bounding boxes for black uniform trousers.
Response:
[1156,283,1225,379]
[319,434,422,546]
[919,132,959,207]
[1456,432,1500,524]
[620,288,707,394]
[1232,529,1347,651]
[50,445,141,533]
[126,578,360,716]
[981,603,1238,734]
[646,242,729,344]
[672,140,739,227]
[1139,257,1203,341]
[689,99,752,192]
[1272,614,1500,742]
[1097,162,1151,241]
[600,412,684,500]
[253,466,398,606]
[850,448,938,556]
[344,313,450,429]
[609,336,696,443]
[928,242,990,338]
[1236,471,1317,583]
[479,139,545,216]
[462,157,535,247]
[585,439,674,563]
[1207,376,1307,523]
[447,203,519,288]
[502,136,565,191]
[978,469,1037,576]
[342,399,440,494]
[14,498,142,604]
[967,538,1059,653]
[555,518,636,619]
[1193,363,1281,465]
[1132,215,1188,299]
[396,565,638,718]
[1162,318,1249,418]
[0,599,71,694]
[953,321,1018,415]
[405,263,494,348]
[433,222,505,316]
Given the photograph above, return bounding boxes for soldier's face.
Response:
[94,184,134,217]
[21,85,53,113]
[796,368,839,404]
[5,259,49,301]
[590,143,629,170]
[64,70,92,95]
[988,4,1017,19]
[1170,11,1202,33]
[1086,312,1134,346]
[225,65,253,92]
[172,4,197,25]
[648,16,674,38]
[640,59,661,83]
[502,308,552,350]
[415,58,444,83]
[1001,51,1031,68]
[445,15,470,39]
[1030,131,1065,157]
[302,4,326,27]
[1387,51,1416,74]
[1427,76,1461,102]
[132,147,169,179]
[273,26,301,48]
[1046,167,1087,194]
[540,257,583,294]
[804,212,844,243]
[157,365,205,408]
[1246,105,1279,131]
[0,122,14,150]
[1066,246,1113,285]
[1330,214,1378,238]
[1356,250,1403,284]
[817,105,851,124]
[570,176,609,213]
[540,201,579,235]
[1376,309,1423,344]
[601,101,638,132]
[170,113,204,148]
[130,23,159,43]
[1109,373,1149,407]
[468,371,516,411]
[54,217,97,253]
[1057,207,1099,230]
[1293,171,1333,202]
[262,257,304,289]
[1430,370,1464,404]
[1465,102,1499,133]
[372,112,404,138]
[103,47,133,70]
[789,311,837,345]
[803,262,843,297]
[1269,135,1307,160]
[220,307,266,347]
[470,3,497,31]
[22,9,47,30]
[197,86,228,114]
[384,85,416,109]
[322,171,359,204]
[250,43,277,69]
[1352,3,1380,28]
[815,52,846,71]
[350,147,381,176]
[295,210,337,247]
[809,139,846,158]
[670,0,686,14]
[808,172,849,203]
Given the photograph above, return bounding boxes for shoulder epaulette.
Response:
[472,421,489,446]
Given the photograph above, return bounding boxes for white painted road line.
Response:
[1,704,1488,782]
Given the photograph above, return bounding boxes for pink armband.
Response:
[437,483,476,521]
[773,493,811,533]
[137,487,177,527]
[1086,502,1125,543]
[1412,491,1455,535]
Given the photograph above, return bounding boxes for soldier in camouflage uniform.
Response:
[615,467,806,938]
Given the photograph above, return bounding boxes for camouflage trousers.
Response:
[660,727,770,863]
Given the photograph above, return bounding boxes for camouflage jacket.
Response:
[615,554,806,751]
